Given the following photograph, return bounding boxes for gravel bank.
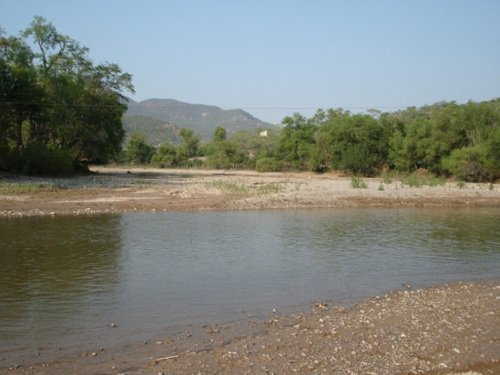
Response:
[1,167,499,217]
[2,281,498,374]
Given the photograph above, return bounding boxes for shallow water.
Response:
[1,207,499,361]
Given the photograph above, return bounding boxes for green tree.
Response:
[124,134,154,164]
[152,142,178,167]
[0,17,134,174]
[278,113,317,170]
[213,126,227,142]
[176,128,200,160]
[321,113,390,175]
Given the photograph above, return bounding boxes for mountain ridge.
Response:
[124,98,274,142]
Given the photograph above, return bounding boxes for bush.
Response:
[351,176,367,188]
[21,144,75,175]
[441,146,491,182]
[124,134,155,164]
[152,142,178,167]
[401,172,446,187]
[255,157,281,172]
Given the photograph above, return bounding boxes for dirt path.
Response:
[2,281,498,374]
[1,167,499,217]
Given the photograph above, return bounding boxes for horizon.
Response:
[2,1,500,123]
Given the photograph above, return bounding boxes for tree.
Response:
[278,113,317,170]
[152,142,178,167]
[0,17,134,174]
[124,134,154,164]
[177,128,200,159]
[213,126,227,142]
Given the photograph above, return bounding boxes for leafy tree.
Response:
[152,142,178,167]
[319,113,391,175]
[176,128,200,159]
[213,126,227,142]
[204,126,246,169]
[0,17,133,174]
[124,134,154,164]
[278,113,317,170]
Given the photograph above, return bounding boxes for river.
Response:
[1,207,499,363]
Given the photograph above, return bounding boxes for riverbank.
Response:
[2,280,498,374]
[1,167,499,217]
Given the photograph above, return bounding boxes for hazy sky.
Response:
[2,0,499,123]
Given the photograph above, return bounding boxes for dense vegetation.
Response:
[2,19,498,182]
[125,99,499,182]
[0,17,133,174]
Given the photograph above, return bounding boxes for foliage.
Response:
[277,113,317,170]
[125,98,272,141]
[324,114,390,175]
[124,134,154,164]
[204,127,246,169]
[0,181,60,194]
[0,17,133,175]
[118,99,500,183]
[176,128,200,159]
[207,180,249,194]
[213,126,227,142]
[388,101,500,180]
[151,141,178,167]
[400,172,446,188]
[351,176,368,189]
[255,157,281,172]
[122,115,179,146]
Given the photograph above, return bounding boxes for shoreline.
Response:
[1,280,499,374]
[1,167,499,217]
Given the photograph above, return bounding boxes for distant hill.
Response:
[122,115,180,146]
[124,98,274,141]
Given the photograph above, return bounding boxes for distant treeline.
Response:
[2,20,498,182]
[0,17,133,175]
[125,99,500,182]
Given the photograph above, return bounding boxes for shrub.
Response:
[401,172,446,187]
[21,144,75,175]
[351,176,368,188]
[255,157,281,172]
[441,146,491,182]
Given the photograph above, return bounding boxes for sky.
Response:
[1,0,500,123]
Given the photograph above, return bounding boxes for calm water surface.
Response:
[1,208,499,361]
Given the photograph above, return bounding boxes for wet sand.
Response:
[1,281,498,374]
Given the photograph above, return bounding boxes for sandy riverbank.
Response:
[1,167,499,217]
[1,281,498,374]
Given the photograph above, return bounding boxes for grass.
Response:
[456,181,466,189]
[207,180,250,194]
[0,182,61,194]
[257,182,282,195]
[378,183,385,191]
[380,171,393,184]
[400,172,446,188]
[131,179,156,185]
[207,180,283,195]
[351,176,368,189]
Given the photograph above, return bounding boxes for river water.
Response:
[1,207,499,362]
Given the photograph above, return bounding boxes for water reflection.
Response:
[0,215,122,348]
[0,208,499,362]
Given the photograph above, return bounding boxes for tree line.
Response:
[2,19,498,182]
[125,99,499,182]
[0,17,133,174]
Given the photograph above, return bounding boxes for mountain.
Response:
[124,98,274,141]
[122,115,180,145]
